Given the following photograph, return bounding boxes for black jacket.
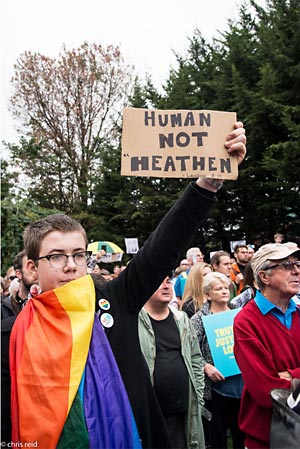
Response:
[2,183,215,448]
[93,183,215,448]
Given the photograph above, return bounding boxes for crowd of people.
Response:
[1,122,300,449]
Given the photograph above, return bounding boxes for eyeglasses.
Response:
[267,261,300,271]
[35,251,92,269]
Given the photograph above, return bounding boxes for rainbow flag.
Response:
[10,275,141,449]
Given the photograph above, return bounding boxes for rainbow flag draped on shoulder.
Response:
[10,275,141,449]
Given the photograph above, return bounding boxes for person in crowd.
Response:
[240,262,257,298]
[86,248,107,273]
[1,276,12,299]
[180,259,190,271]
[1,266,17,298]
[230,244,249,294]
[8,278,20,298]
[1,250,37,319]
[175,248,204,300]
[181,262,212,318]
[5,266,17,282]
[112,264,121,278]
[139,275,205,449]
[1,250,38,442]
[7,122,246,448]
[191,272,244,449]
[247,245,255,260]
[234,242,300,449]
[274,232,284,243]
[229,261,258,309]
[99,268,113,281]
[92,263,101,273]
[172,266,185,285]
[210,251,237,301]
[1,277,9,299]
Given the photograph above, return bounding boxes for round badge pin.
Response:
[98,298,110,311]
[100,313,114,328]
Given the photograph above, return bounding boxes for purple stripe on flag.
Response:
[84,316,140,449]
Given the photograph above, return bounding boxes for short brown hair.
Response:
[233,244,248,254]
[23,214,87,261]
[210,251,230,266]
[13,250,26,271]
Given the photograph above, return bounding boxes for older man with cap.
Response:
[233,242,300,449]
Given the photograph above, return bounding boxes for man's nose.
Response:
[65,255,77,269]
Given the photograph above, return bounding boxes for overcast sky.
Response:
[1,0,262,144]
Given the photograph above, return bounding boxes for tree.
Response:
[9,42,134,214]
[137,0,300,248]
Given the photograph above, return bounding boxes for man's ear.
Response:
[26,259,38,276]
[258,270,271,285]
[15,269,22,281]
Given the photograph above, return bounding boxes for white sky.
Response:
[1,0,260,145]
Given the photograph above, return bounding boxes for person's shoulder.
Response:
[170,305,185,320]
[234,299,257,322]
[1,296,15,319]
[1,315,17,333]
[190,309,204,323]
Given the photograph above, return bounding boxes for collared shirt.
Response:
[254,290,298,329]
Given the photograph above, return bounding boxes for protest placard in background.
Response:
[125,238,139,254]
[202,308,241,378]
[121,108,238,179]
[230,240,247,253]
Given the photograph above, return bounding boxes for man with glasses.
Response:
[174,248,204,301]
[1,250,37,319]
[233,242,300,449]
[179,259,190,271]
[230,244,249,294]
[8,122,246,449]
[1,250,38,442]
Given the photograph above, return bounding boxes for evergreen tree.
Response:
[138,0,300,247]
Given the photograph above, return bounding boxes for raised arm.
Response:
[108,121,247,313]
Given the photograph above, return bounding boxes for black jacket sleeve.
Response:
[105,182,216,314]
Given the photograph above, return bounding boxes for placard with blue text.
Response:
[202,308,241,378]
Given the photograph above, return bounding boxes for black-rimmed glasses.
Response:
[35,251,92,269]
[267,261,300,271]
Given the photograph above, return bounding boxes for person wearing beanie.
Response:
[233,242,300,449]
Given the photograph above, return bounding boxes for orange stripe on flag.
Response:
[10,275,95,448]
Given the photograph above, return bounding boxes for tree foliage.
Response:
[1,198,60,273]
[3,0,300,270]
[136,0,300,250]
[9,42,134,213]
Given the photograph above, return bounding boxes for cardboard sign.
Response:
[202,308,241,378]
[121,108,238,179]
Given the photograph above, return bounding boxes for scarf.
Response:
[10,275,141,449]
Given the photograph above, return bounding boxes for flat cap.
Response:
[251,242,300,275]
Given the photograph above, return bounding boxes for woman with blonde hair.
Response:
[180,262,212,318]
[191,272,244,449]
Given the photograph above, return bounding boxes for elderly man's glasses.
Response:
[268,261,300,271]
[35,251,92,269]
